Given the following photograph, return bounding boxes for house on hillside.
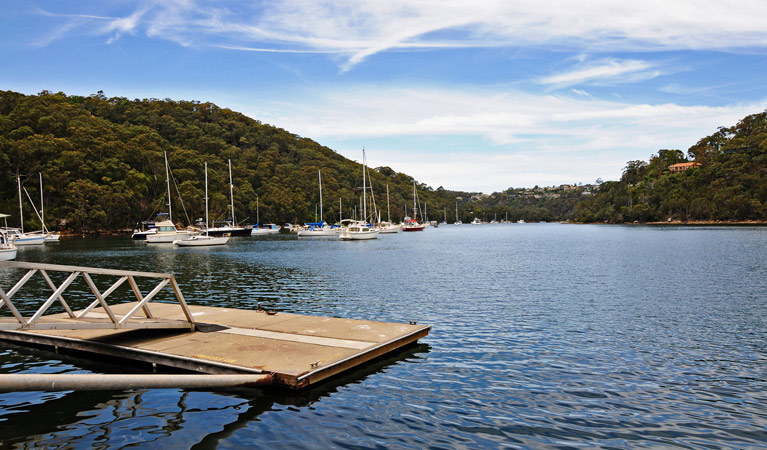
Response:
[668,162,702,173]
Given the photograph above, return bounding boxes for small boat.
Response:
[298,170,337,237]
[339,149,378,240]
[401,182,425,232]
[378,221,401,234]
[175,162,229,247]
[339,220,379,240]
[0,228,17,261]
[146,217,198,243]
[251,224,280,235]
[132,220,157,240]
[9,177,45,245]
[378,184,400,234]
[146,152,198,243]
[297,222,337,237]
[206,159,251,237]
[471,217,483,225]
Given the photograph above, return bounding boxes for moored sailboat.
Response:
[146,152,198,243]
[6,177,45,246]
[298,170,337,237]
[378,184,400,234]
[205,159,251,237]
[175,162,229,247]
[401,181,425,232]
[339,149,379,240]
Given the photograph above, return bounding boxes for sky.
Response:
[2,1,767,193]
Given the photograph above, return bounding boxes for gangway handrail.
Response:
[0,261,195,331]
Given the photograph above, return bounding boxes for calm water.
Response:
[1,224,766,449]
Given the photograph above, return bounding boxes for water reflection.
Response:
[0,342,429,449]
[2,226,767,448]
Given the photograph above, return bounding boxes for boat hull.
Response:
[146,232,197,243]
[339,230,379,240]
[297,228,337,237]
[173,236,229,246]
[13,235,46,245]
[251,228,280,235]
[131,230,156,240]
[0,248,17,261]
[206,227,251,237]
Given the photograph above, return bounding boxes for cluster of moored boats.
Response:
[1,174,61,261]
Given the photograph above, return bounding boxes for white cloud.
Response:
[540,59,657,87]
[36,1,767,69]
[234,84,762,190]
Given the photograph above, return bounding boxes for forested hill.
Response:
[2,90,765,231]
[572,109,767,223]
[0,90,468,231]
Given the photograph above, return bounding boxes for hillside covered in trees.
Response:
[0,90,476,232]
[573,110,767,223]
[1,90,765,231]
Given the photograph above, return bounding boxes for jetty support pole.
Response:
[0,373,273,391]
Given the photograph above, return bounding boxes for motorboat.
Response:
[378,221,401,234]
[339,220,379,240]
[471,217,483,225]
[146,217,198,243]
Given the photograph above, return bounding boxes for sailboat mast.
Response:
[164,151,172,223]
[256,195,260,225]
[412,182,417,220]
[386,184,391,222]
[39,173,46,233]
[17,176,23,233]
[318,170,323,224]
[204,162,209,237]
[362,150,367,223]
[228,159,235,224]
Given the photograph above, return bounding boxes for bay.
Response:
[1,224,766,449]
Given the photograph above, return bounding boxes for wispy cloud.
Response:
[33,1,767,70]
[540,59,658,88]
[233,83,762,189]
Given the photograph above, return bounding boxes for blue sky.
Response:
[2,1,766,192]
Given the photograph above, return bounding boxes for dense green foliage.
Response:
[2,90,764,231]
[573,110,767,223]
[0,90,476,231]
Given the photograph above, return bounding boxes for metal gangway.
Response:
[0,261,195,331]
